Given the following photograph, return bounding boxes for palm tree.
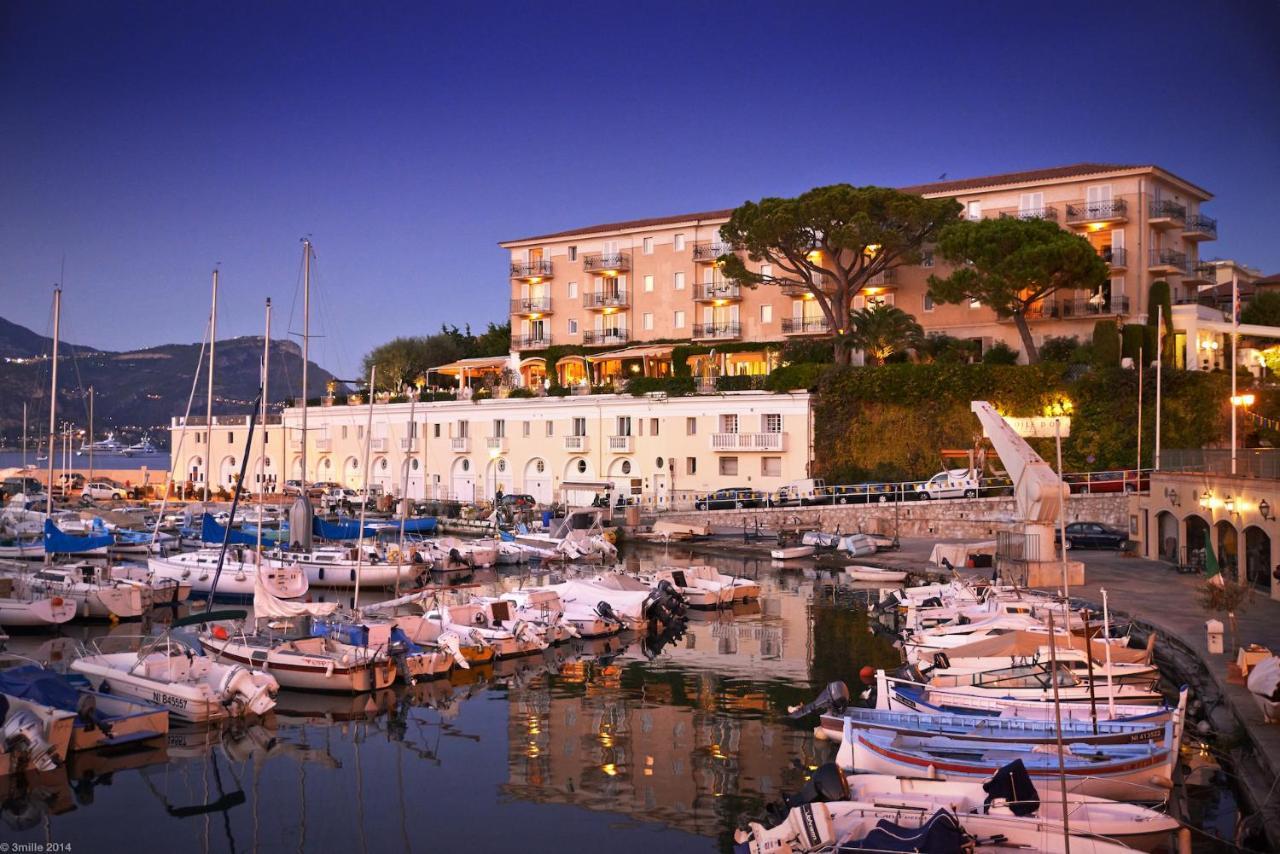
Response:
[845,304,923,365]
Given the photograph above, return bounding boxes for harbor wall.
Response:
[661,493,1130,539]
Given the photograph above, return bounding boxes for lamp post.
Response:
[1230,393,1255,475]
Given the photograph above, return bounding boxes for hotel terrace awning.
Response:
[583,344,674,364]
[585,344,674,382]
[430,356,510,377]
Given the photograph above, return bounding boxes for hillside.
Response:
[0,318,343,444]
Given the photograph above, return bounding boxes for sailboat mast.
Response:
[353,365,376,607]
[88,386,95,486]
[301,239,311,495]
[258,297,271,555]
[45,287,61,564]
[205,268,219,500]
[22,402,27,469]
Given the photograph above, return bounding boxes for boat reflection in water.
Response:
[0,546,903,852]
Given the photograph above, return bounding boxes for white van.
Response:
[777,478,827,506]
[915,469,980,500]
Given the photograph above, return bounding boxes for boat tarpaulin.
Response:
[44,519,114,554]
[253,570,337,619]
[400,517,436,534]
[847,809,968,853]
[313,517,377,540]
[201,513,257,546]
[0,664,82,712]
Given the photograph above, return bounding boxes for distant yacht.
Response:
[122,435,162,456]
[77,432,127,456]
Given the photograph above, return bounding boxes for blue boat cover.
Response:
[401,517,436,534]
[44,519,114,554]
[983,759,1039,816]
[839,809,967,853]
[0,664,83,712]
[312,516,377,540]
[201,513,258,546]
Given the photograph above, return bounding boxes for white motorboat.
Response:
[424,537,499,568]
[844,565,908,582]
[513,508,617,562]
[121,436,162,456]
[149,547,309,599]
[642,567,733,609]
[2,564,147,620]
[0,578,77,627]
[684,564,760,602]
[71,618,279,722]
[544,572,687,628]
[264,544,420,588]
[500,588,623,639]
[414,599,548,659]
[0,535,44,560]
[769,544,815,560]
[77,433,127,456]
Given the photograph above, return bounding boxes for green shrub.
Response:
[765,363,829,391]
[781,337,835,365]
[1120,325,1145,362]
[982,342,1019,365]
[716,375,764,391]
[506,387,535,398]
[1039,336,1080,363]
[1091,319,1120,367]
[625,376,695,397]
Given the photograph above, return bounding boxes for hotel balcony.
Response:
[369,438,389,452]
[400,437,418,451]
[692,322,741,341]
[515,334,551,350]
[510,260,553,280]
[583,290,629,310]
[781,317,831,335]
[510,296,552,316]
[1183,214,1218,241]
[781,275,833,297]
[1149,248,1188,274]
[866,268,897,286]
[693,281,742,302]
[582,327,629,346]
[607,435,633,453]
[692,242,736,263]
[485,436,507,454]
[1148,200,1186,228]
[1065,199,1129,226]
[1099,247,1127,269]
[1020,295,1131,321]
[315,438,333,452]
[994,205,1059,222]
[711,432,785,452]
[1184,263,1216,285]
[450,436,470,453]
[563,434,588,452]
[582,252,631,273]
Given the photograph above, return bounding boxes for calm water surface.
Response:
[2,545,901,853]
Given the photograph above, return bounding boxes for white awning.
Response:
[585,345,674,364]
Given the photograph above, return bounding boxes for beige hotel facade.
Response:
[501,162,1220,384]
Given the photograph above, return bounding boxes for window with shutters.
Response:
[762,413,782,433]
[686,417,697,435]
[719,456,739,476]
[572,417,587,437]
[686,457,697,475]
[761,456,782,477]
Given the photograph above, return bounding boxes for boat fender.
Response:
[324,660,334,678]
[212,625,229,640]
[235,571,247,582]
[52,597,63,607]
[340,653,352,666]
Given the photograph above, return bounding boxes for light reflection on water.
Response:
[2,545,901,852]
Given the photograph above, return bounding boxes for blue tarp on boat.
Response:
[200,513,258,546]
[312,516,377,540]
[0,664,83,712]
[400,517,436,534]
[44,519,114,554]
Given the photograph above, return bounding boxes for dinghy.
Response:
[71,614,279,722]
[0,664,170,752]
[642,567,733,609]
[414,599,549,659]
[844,565,907,582]
[769,544,815,560]
[500,588,623,639]
[544,573,688,629]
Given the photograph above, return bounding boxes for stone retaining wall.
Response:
[663,493,1130,538]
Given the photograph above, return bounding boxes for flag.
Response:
[1204,541,1225,587]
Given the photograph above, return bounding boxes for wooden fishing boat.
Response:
[819,704,1170,746]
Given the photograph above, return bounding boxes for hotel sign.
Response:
[1002,416,1071,438]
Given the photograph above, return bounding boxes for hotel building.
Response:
[501,162,1222,382]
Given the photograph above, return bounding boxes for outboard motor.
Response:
[595,601,621,626]
[3,709,61,772]
[765,762,850,824]
[983,759,1040,817]
[787,681,851,720]
[449,548,465,566]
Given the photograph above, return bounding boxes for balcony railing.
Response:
[692,242,736,262]
[582,252,631,273]
[510,260,553,279]
[867,268,897,286]
[369,437,388,452]
[450,436,469,453]
[1183,264,1215,284]
[563,435,588,452]
[315,438,333,452]
[1161,448,1280,481]
[693,281,741,301]
[710,432,785,452]
[510,297,552,314]
[608,435,633,453]
[1148,200,1186,224]
[1149,248,1188,272]
[781,317,831,335]
[582,327,629,345]
[1099,247,1127,268]
[516,334,551,349]
[995,206,1059,222]
[1021,295,1131,321]
[1183,214,1217,240]
[400,437,418,451]
[692,322,741,340]
[485,436,507,454]
[1065,198,1128,224]
[781,275,833,297]
[583,290,629,309]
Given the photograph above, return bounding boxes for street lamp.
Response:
[1260,499,1272,521]
[1230,392,1256,475]
[1230,393,1256,407]
[1199,489,1212,509]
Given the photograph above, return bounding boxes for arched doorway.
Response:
[344,456,360,488]
[564,456,594,482]
[1215,520,1239,581]
[319,456,333,483]
[371,456,393,494]
[524,458,551,504]
[1184,515,1210,570]
[1155,510,1179,562]
[608,457,637,503]
[485,457,512,501]
[401,458,423,500]
[556,356,588,387]
[291,456,303,480]
[451,457,475,503]
[219,455,237,488]
[519,357,547,388]
[1245,526,1273,591]
[186,455,205,488]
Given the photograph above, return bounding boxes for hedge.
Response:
[1092,320,1120,367]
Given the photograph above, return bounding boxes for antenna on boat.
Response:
[205,266,219,501]
[45,286,61,567]
[207,379,264,610]
[289,238,314,551]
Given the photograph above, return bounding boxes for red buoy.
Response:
[859,666,874,683]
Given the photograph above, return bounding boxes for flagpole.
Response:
[1154,321,1162,471]
[1231,272,1239,476]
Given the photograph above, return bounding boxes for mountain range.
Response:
[0,316,344,445]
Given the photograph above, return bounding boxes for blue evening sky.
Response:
[3,1,1278,376]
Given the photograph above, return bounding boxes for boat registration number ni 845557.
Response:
[153,691,189,710]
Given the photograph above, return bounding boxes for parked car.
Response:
[2,476,44,499]
[282,479,304,496]
[695,487,764,510]
[500,493,537,509]
[915,469,980,500]
[1066,471,1149,495]
[84,481,128,500]
[1057,521,1129,550]
[778,478,826,506]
